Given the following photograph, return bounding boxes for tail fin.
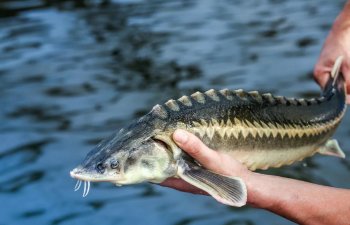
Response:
[323,56,346,97]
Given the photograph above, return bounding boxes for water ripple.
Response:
[0,1,349,225]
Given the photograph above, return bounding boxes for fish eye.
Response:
[96,163,106,174]
[110,160,120,170]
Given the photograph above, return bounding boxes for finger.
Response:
[313,64,331,90]
[315,67,350,104]
[341,63,350,104]
[345,77,350,104]
[172,129,221,171]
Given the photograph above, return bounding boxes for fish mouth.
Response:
[70,167,126,197]
[70,168,125,182]
[70,169,112,182]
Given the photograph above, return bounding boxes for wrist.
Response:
[241,171,263,207]
[333,5,350,33]
[243,172,281,209]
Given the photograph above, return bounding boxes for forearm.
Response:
[245,172,350,225]
[334,1,350,30]
[165,130,350,224]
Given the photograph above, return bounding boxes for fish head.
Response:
[70,117,176,186]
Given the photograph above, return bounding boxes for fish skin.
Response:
[152,83,345,169]
[80,69,347,173]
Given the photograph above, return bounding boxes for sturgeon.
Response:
[70,56,347,207]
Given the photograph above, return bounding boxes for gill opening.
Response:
[152,137,173,158]
[152,134,182,160]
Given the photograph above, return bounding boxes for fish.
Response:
[70,56,347,207]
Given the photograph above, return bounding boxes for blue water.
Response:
[0,0,349,224]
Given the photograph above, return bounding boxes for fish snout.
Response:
[70,166,126,183]
[70,166,89,180]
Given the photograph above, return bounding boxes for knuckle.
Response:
[313,67,323,79]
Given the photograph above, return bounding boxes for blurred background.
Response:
[0,0,349,224]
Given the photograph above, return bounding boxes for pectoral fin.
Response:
[177,161,247,207]
[318,139,345,158]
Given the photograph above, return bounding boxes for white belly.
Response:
[223,145,319,171]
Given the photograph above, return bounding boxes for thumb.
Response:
[172,129,221,171]
[313,63,331,90]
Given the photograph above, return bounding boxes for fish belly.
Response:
[223,146,318,171]
[187,121,331,171]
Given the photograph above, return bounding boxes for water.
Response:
[0,0,349,224]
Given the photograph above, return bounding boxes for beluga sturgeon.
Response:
[70,56,347,207]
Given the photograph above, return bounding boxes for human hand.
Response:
[160,131,350,224]
[160,129,251,195]
[314,10,350,104]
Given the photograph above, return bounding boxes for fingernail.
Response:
[173,130,188,144]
